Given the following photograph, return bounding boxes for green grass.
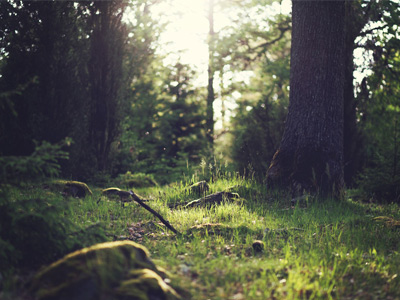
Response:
[2,175,400,299]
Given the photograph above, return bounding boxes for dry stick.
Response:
[129,190,179,235]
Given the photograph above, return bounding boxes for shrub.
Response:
[0,188,107,276]
[356,164,400,203]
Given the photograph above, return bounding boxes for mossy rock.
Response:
[29,241,180,300]
[115,269,178,300]
[252,240,264,253]
[101,188,132,202]
[49,180,92,198]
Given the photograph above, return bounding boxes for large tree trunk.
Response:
[267,0,345,197]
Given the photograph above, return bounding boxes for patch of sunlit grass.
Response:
[17,170,400,300]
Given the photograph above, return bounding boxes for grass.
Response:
[2,173,400,299]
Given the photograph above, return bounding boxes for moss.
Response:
[116,269,180,300]
[29,241,180,300]
[49,180,92,198]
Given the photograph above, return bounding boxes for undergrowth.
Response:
[1,169,400,299]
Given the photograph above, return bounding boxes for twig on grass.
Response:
[129,190,179,235]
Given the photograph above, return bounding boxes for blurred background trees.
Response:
[0,0,399,201]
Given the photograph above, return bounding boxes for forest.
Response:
[0,0,399,299]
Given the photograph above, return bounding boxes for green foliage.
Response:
[354,1,400,202]
[0,1,90,159]
[230,49,290,177]
[2,171,400,299]
[356,155,400,203]
[108,3,208,184]
[0,1,130,180]
[115,61,207,184]
[0,138,70,183]
[231,100,287,178]
[207,0,291,179]
[0,187,107,276]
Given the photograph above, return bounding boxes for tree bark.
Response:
[267,0,345,197]
[88,1,126,171]
[206,0,215,153]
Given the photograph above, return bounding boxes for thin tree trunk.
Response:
[206,0,215,153]
[267,0,345,198]
[88,1,125,171]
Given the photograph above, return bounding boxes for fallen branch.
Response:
[129,190,179,235]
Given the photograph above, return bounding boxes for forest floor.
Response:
[2,175,400,299]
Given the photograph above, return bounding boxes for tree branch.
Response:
[129,190,179,235]
[358,24,389,37]
[251,26,291,53]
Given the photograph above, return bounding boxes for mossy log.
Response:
[29,241,180,300]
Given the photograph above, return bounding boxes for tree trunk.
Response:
[206,0,215,153]
[88,1,125,171]
[267,0,345,197]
